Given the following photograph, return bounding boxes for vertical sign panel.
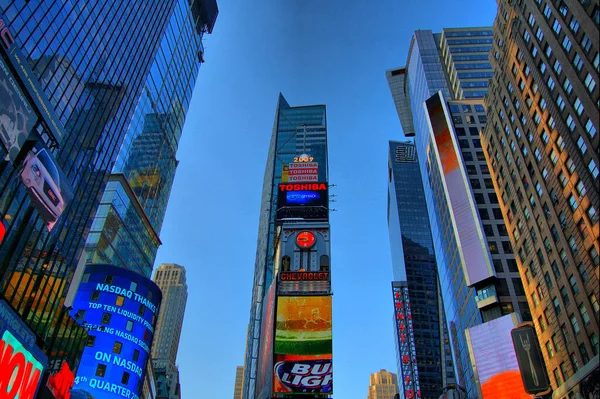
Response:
[511,324,551,395]
[393,284,420,398]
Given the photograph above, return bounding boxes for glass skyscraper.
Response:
[387,140,454,398]
[388,27,531,398]
[0,0,217,391]
[243,94,328,399]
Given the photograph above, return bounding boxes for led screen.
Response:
[466,314,528,398]
[70,264,161,399]
[425,92,494,286]
[0,300,47,399]
[256,282,276,398]
[18,141,73,231]
[276,183,328,222]
[0,56,37,164]
[273,296,332,395]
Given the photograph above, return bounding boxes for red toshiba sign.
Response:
[279,183,327,192]
[280,272,329,281]
[46,362,75,399]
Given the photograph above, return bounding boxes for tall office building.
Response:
[81,0,218,279]
[387,27,531,398]
[243,94,331,399]
[387,140,454,398]
[367,369,399,399]
[152,263,188,399]
[234,366,244,399]
[482,1,599,396]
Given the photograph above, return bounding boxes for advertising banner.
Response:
[273,296,332,395]
[256,282,276,398]
[276,183,329,222]
[425,92,495,286]
[287,162,319,182]
[1,9,66,145]
[511,324,551,395]
[466,314,529,398]
[70,264,162,399]
[18,142,73,231]
[0,300,48,399]
[0,55,38,164]
[393,283,420,398]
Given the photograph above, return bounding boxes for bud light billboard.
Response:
[276,183,329,222]
[70,264,162,399]
[0,299,48,399]
[273,296,332,395]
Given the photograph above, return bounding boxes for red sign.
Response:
[0,337,43,399]
[0,18,15,49]
[280,272,329,281]
[279,183,327,192]
[0,221,6,244]
[46,362,74,399]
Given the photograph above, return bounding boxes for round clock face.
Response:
[296,231,316,249]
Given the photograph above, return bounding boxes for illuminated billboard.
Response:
[273,296,332,395]
[424,92,495,286]
[18,141,73,231]
[0,55,37,164]
[0,300,48,399]
[393,283,421,398]
[70,264,162,399]
[465,314,529,398]
[276,183,328,222]
[256,281,277,398]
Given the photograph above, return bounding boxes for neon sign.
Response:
[280,272,329,281]
[393,286,421,398]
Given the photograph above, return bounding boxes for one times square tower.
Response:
[244,94,333,399]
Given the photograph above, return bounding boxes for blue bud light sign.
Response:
[70,264,161,399]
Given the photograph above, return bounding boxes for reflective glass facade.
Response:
[387,141,454,398]
[243,94,328,399]
[0,0,176,375]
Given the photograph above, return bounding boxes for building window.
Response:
[113,341,123,354]
[90,291,100,302]
[562,324,571,345]
[535,27,544,42]
[96,364,107,378]
[553,297,562,315]
[101,313,112,325]
[563,78,573,94]
[573,53,584,71]
[566,158,575,174]
[130,281,138,292]
[568,195,579,211]
[588,159,599,179]
[553,368,562,386]
[86,336,96,347]
[579,303,590,325]
[584,74,597,94]
[571,353,580,372]
[579,344,590,363]
[560,286,570,307]
[116,296,125,307]
[546,341,555,358]
[585,119,597,138]
[560,362,569,381]
[570,314,581,335]
[559,171,568,187]
[569,275,579,295]
[539,315,547,332]
[554,59,564,75]
[581,34,592,53]
[562,36,572,52]
[126,320,134,332]
[543,4,552,18]
[569,16,579,33]
[122,372,130,385]
[133,349,140,362]
[556,94,566,111]
[588,206,598,222]
[566,115,576,131]
[591,334,599,356]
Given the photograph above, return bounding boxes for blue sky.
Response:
[154,1,498,398]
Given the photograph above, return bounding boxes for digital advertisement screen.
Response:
[256,282,276,398]
[0,300,48,399]
[273,296,332,395]
[276,183,329,222]
[0,55,38,164]
[466,314,528,398]
[18,141,73,232]
[70,264,162,399]
[425,92,494,286]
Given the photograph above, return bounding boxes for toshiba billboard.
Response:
[0,300,48,399]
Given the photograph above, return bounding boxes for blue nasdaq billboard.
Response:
[70,265,162,399]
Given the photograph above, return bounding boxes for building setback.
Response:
[483,0,599,396]
[234,366,244,399]
[367,369,399,399]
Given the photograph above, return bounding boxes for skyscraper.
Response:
[234,366,244,399]
[388,26,530,398]
[367,369,399,399]
[243,94,330,399]
[482,0,599,395]
[151,263,188,399]
[387,140,454,398]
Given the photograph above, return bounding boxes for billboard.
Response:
[465,314,529,398]
[0,55,37,164]
[256,281,277,398]
[273,296,332,395]
[276,183,328,222]
[511,324,551,395]
[70,264,162,399]
[18,142,73,231]
[287,162,319,182]
[0,300,48,399]
[424,92,495,286]
[393,283,420,398]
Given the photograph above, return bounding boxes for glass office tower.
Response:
[0,0,217,390]
[388,27,531,398]
[243,94,328,399]
[483,1,599,396]
[387,141,454,398]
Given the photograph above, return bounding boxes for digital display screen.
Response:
[276,183,328,222]
[466,315,528,398]
[0,300,47,399]
[70,264,161,399]
[273,296,333,395]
